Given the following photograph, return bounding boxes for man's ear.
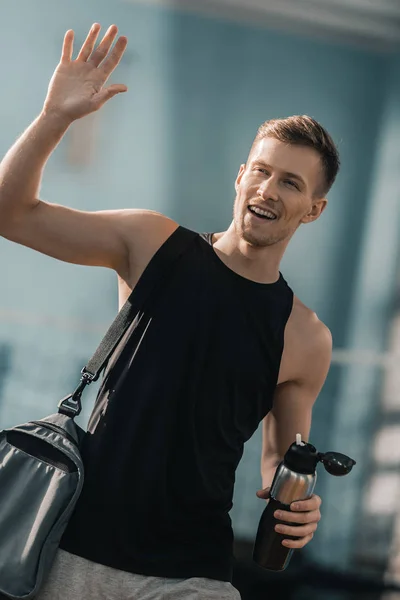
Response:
[301,198,328,224]
[235,164,246,192]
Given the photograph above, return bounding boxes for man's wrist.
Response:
[38,108,73,135]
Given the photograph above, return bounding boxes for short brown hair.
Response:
[251,115,340,197]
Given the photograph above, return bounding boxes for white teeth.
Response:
[249,206,276,219]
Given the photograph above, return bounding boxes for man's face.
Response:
[233,137,327,248]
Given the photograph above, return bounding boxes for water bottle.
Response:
[253,434,356,571]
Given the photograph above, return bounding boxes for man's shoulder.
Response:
[119,210,179,283]
[117,209,179,258]
[121,209,177,233]
[287,296,332,361]
[279,296,332,387]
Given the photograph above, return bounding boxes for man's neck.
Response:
[212,225,287,284]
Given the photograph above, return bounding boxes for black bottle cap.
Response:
[318,451,356,476]
[283,441,319,474]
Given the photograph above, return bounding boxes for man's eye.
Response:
[285,180,299,190]
[257,168,268,175]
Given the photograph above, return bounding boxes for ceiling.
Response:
[126,0,400,51]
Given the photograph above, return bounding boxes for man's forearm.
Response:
[261,456,281,490]
[0,111,70,228]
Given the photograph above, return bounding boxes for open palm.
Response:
[44,24,128,122]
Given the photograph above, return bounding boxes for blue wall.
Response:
[0,0,395,571]
[318,52,400,568]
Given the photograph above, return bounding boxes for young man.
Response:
[0,24,335,600]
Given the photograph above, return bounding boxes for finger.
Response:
[274,508,321,524]
[275,522,318,538]
[256,487,271,499]
[98,36,128,81]
[282,533,314,549]
[291,494,322,512]
[93,84,128,109]
[89,24,119,68]
[76,23,101,61]
[61,30,74,64]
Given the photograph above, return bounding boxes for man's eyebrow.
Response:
[252,161,306,186]
[283,171,306,186]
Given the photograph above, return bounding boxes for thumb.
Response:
[94,84,128,107]
[256,486,271,500]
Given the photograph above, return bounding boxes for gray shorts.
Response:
[36,549,241,599]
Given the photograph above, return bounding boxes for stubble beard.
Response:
[234,211,292,248]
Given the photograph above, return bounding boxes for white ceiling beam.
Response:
[123,0,400,50]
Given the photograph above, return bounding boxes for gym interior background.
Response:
[1,0,400,598]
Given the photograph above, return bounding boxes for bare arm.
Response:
[0,112,69,221]
[261,318,332,488]
[256,310,332,550]
[0,24,140,274]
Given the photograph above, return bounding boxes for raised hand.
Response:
[43,24,128,124]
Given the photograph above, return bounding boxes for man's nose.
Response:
[257,177,279,202]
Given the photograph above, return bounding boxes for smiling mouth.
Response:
[248,206,277,221]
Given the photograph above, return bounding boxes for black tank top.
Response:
[60,228,294,582]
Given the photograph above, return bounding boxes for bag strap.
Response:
[58,226,198,417]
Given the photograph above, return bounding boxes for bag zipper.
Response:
[30,420,79,449]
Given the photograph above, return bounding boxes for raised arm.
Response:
[0,24,147,276]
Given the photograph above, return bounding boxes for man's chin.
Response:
[240,223,292,248]
[234,217,281,247]
[241,229,272,248]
